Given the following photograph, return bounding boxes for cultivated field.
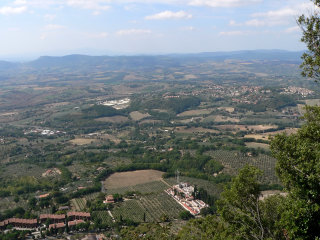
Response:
[245,142,270,150]
[203,115,240,123]
[175,127,219,134]
[106,180,169,195]
[218,107,235,113]
[217,124,277,132]
[244,128,298,140]
[111,192,184,222]
[177,109,213,117]
[208,150,279,184]
[104,170,164,189]
[95,116,129,123]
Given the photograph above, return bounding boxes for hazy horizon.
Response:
[1,0,317,61]
[0,49,306,62]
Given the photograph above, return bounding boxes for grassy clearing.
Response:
[70,138,98,145]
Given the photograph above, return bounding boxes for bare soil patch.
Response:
[244,128,298,140]
[130,111,150,121]
[0,112,17,117]
[104,170,164,189]
[217,107,235,113]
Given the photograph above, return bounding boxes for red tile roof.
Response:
[68,220,85,226]
[49,222,66,229]
[40,214,65,220]
[67,212,90,218]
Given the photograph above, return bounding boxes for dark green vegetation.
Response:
[298,0,320,81]
[177,106,320,240]
[0,49,319,239]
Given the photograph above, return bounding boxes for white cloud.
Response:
[182,26,195,31]
[189,0,261,8]
[252,8,297,19]
[245,19,266,27]
[145,10,192,20]
[248,2,318,27]
[13,0,27,5]
[66,0,110,11]
[0,6,27,15]
[218,30,246,36]
[8,27,21,32]
[285,26,300,33]
[45,24,66,30]
[14,0,63,8]
[116,28,152,36]
[44,14,56,21]
[40,33,47,40]
[88,32,108,38]
[229,20,242,26]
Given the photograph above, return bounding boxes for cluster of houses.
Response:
[24,128,66,136]
[166,182,208,215]
[97,98,131,110]
[0,212,90,231]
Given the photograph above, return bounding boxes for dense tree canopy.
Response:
[298,0,320,80]
[271,106,320,239]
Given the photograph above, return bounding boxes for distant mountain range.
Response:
[0,50,304,79]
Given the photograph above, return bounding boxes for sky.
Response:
[0,0,318,59]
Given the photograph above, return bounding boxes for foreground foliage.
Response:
[178,106,320,240]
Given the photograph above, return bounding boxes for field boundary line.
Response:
[161,179,171,187]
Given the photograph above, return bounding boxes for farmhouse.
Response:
[49,222,66,230]
[68,219,85,227]
[0,218,38,229]
[40,214,65,224]
[67,212,91,221]
[37,193,50,199]
[166,182,208,215]
[103,195,114,204]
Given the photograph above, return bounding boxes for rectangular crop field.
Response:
[104,170,164,189]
